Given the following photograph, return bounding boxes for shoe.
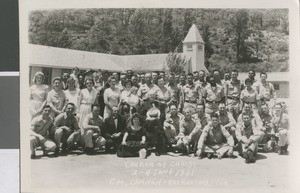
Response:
[85,147,95,155]
[207,153,214,159]
[247,150,255,163]
[217,154,222,159]
[278,147,283,155]
[155,151,161,156]
[53,147,59,157]
[30,153,36,159]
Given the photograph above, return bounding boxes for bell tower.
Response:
[182,24,207,73]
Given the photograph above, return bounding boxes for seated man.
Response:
[236,112,264,163]
[196,113,234,159]
[259,104,275,152]
[176,108,202,156]
[164,104,184,146]
[82,104,106,155]
[30,105,57,159]
[215,103,237,142]
[53,103,82,155]
[271,102,289,155]
[237,103,263,129]
[104,106,127,153]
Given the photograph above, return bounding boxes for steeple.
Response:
[183,24,205,44]
[182,24,207,73]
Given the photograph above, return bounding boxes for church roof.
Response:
[182,24,205,44]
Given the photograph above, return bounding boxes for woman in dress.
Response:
[30,71,49,119]
[63,76,81,116]
[103,76,121,119]
[78,76,98,127]
[120,80,140,111]
[47,77,66,118]
[240,78,260,113]
[117,113,147,158]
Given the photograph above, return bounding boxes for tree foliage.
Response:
[29,8,289,72]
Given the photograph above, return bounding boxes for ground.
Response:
[30,149,290,193]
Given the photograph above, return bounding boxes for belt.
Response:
[244,102,256,104]
[260,98,270,102]
[227,96,240,100]
[206,99,220,104]
[185,100,197,103]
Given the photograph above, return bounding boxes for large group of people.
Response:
[30,67,289,164]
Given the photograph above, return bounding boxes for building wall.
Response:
[273,81,289,98]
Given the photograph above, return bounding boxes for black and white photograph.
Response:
[20,0,300,193]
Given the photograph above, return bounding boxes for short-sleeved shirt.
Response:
[237,112,263,129]
[271,113,289,132]
[82,113,104,131]
[182,84,204,103]
[204,84,224,102]
[240,88,259,103]
[156,86,171,103]
[256,81,276,101]
[179,118,201,136]
[216,111,236,127]
[30,115,53,137]
[166,83,181,102]
[165,112,184,133]
[225,79,242,98]
[199,124,233,146]
[192,113,211,130]
[137,83,160,100]
[53,112,80,131]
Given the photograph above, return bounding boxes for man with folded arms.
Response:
[82,104,106,155]
[196,113,234,159]
[30,105,57,159]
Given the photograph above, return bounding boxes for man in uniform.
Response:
[166,73,181,106]
[82,104,106,155]
[215,103,236,139]
[224,69,243,120]
[204,75,225,115]
[236,112,264,163]
[175,108,202,155]
[196,113,234,159]
[259,104,275,152]
[30,105,57,159]
[181,73,205,114]
[53,103,82,155]
[256,72,277,111]
[137,72,160,101]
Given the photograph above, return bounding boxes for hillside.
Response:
[29,8,289,72]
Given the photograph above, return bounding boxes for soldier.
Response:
[137,72,160,101]
[30,105,57,159]
[175,108,202,156]
[224,69,243,120]
[204,75,225,115]
[271,103,289,155]
[259,104,275,152]
[196,113,234,159]
[236,112,264,163]
[181,73,205,114]
[215,103,237,140]
[256,72,277,111]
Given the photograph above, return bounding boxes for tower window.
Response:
[198,44,203,50]
[187,44,193,51]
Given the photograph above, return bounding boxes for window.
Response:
[273,83,280,90]
[42,67,52,85]
[198,44,203,50]
[187,44,193,51]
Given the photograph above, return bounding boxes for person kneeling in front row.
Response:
[196,113,234,159]
[30,105,56,159]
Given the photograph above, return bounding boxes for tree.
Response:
[57,28,72,48]
[165,48,187,75]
